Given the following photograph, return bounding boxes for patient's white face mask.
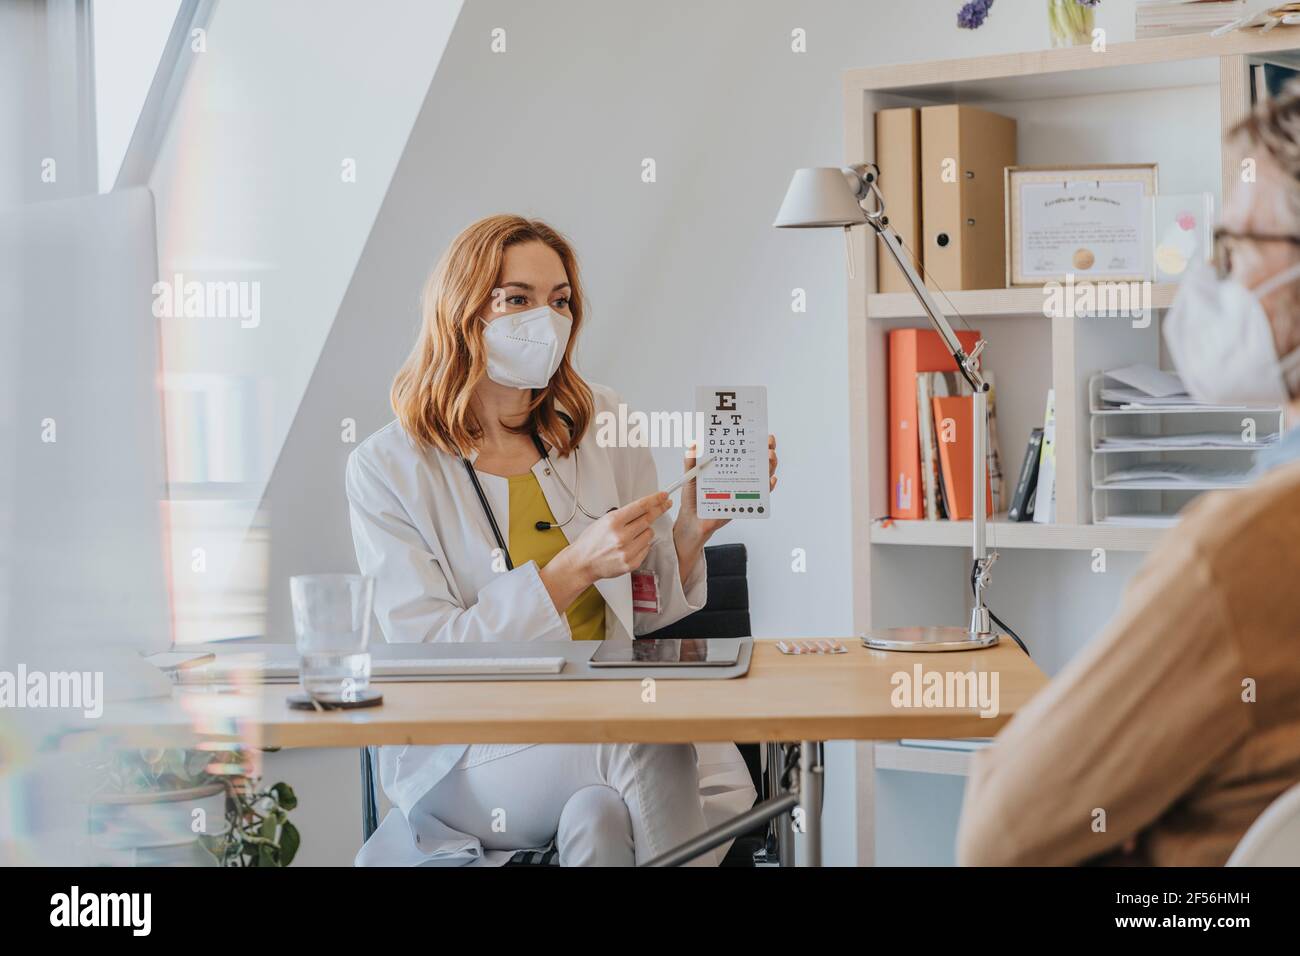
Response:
[482,305,572,390]
[1164,258,1300,406]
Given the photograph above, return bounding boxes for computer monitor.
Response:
[0,187,172,664]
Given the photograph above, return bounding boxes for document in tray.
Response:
[1096,431,1280,451]
[1099,363,1197,408]
[1100,462,1254,487]
[1105,364,1187,399]
[1102,363,1193,408]
[1100,363,1278,410]
[1100,386,1204,408]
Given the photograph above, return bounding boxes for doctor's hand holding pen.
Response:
[537,435,779,614]
[672,434,779,585]
[538,491,671,614]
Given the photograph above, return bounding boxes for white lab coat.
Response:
[346,382,754,866]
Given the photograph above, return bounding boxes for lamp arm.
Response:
[867,217,987,394]
[865,209,995,634]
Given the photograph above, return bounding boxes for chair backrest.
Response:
[359,543,755,849]
[1227,781,1300,866]
[640,543,751,640]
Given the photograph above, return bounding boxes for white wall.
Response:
[145,0,462,642]
[91,0,180,192]
[263,0,1143,865]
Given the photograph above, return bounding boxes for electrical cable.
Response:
[971,560,1029,657]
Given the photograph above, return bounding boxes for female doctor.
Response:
[347,214,777,866]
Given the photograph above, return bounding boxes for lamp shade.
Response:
[773,167,867,228]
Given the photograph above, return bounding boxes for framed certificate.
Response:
[1005,164,1158,287]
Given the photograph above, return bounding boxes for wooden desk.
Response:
[109,639,1046,866]
[114,640,1045,748]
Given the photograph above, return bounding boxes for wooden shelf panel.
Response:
[870,514,1167,552]
[845,28,1300,98]
[873,741,978,777]
[866,283,1179,321]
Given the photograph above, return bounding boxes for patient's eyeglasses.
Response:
[1213,227,1300,279]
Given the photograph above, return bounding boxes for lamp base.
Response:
[861,626,1000,652]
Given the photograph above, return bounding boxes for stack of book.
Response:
[888,329,1002,522]
[1135,0,1249,39]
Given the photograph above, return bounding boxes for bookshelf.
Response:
[865,282,1180,321]
[873,741,977,778]
[844,27,1300,864]
[869,513,1165,552]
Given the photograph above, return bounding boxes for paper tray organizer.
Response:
[1087,373,1284,526]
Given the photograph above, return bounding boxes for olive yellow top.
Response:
[507,472,605,641]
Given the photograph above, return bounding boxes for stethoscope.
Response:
[460,417,603,571]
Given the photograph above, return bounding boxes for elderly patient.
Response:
[958,87,1300,866]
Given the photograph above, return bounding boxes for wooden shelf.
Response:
[870,513,1167,552]
[844,27,1300,98]
[866,283,1179,321]
[873,742,980,777]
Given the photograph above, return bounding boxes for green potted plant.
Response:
[89,747,300,867]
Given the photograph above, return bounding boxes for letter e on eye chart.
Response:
[696,385,769,519]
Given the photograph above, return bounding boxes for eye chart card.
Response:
[696,385,769,520]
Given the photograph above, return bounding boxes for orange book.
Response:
[888,328,982,520]
[931,395,994,520]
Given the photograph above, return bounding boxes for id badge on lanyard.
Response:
[631,569,660,614]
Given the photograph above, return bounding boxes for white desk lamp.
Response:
[775,164,999,651]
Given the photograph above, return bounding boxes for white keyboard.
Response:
[178,655,566,682]
[373,656,565,676]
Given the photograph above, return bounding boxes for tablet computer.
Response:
[588,637,742,667]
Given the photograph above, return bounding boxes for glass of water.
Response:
[289,574,374,701]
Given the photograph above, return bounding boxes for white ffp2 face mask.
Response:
[1164,257,1300,406]
[482,305,572,389]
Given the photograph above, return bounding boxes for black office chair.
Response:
[359,542,772,867]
